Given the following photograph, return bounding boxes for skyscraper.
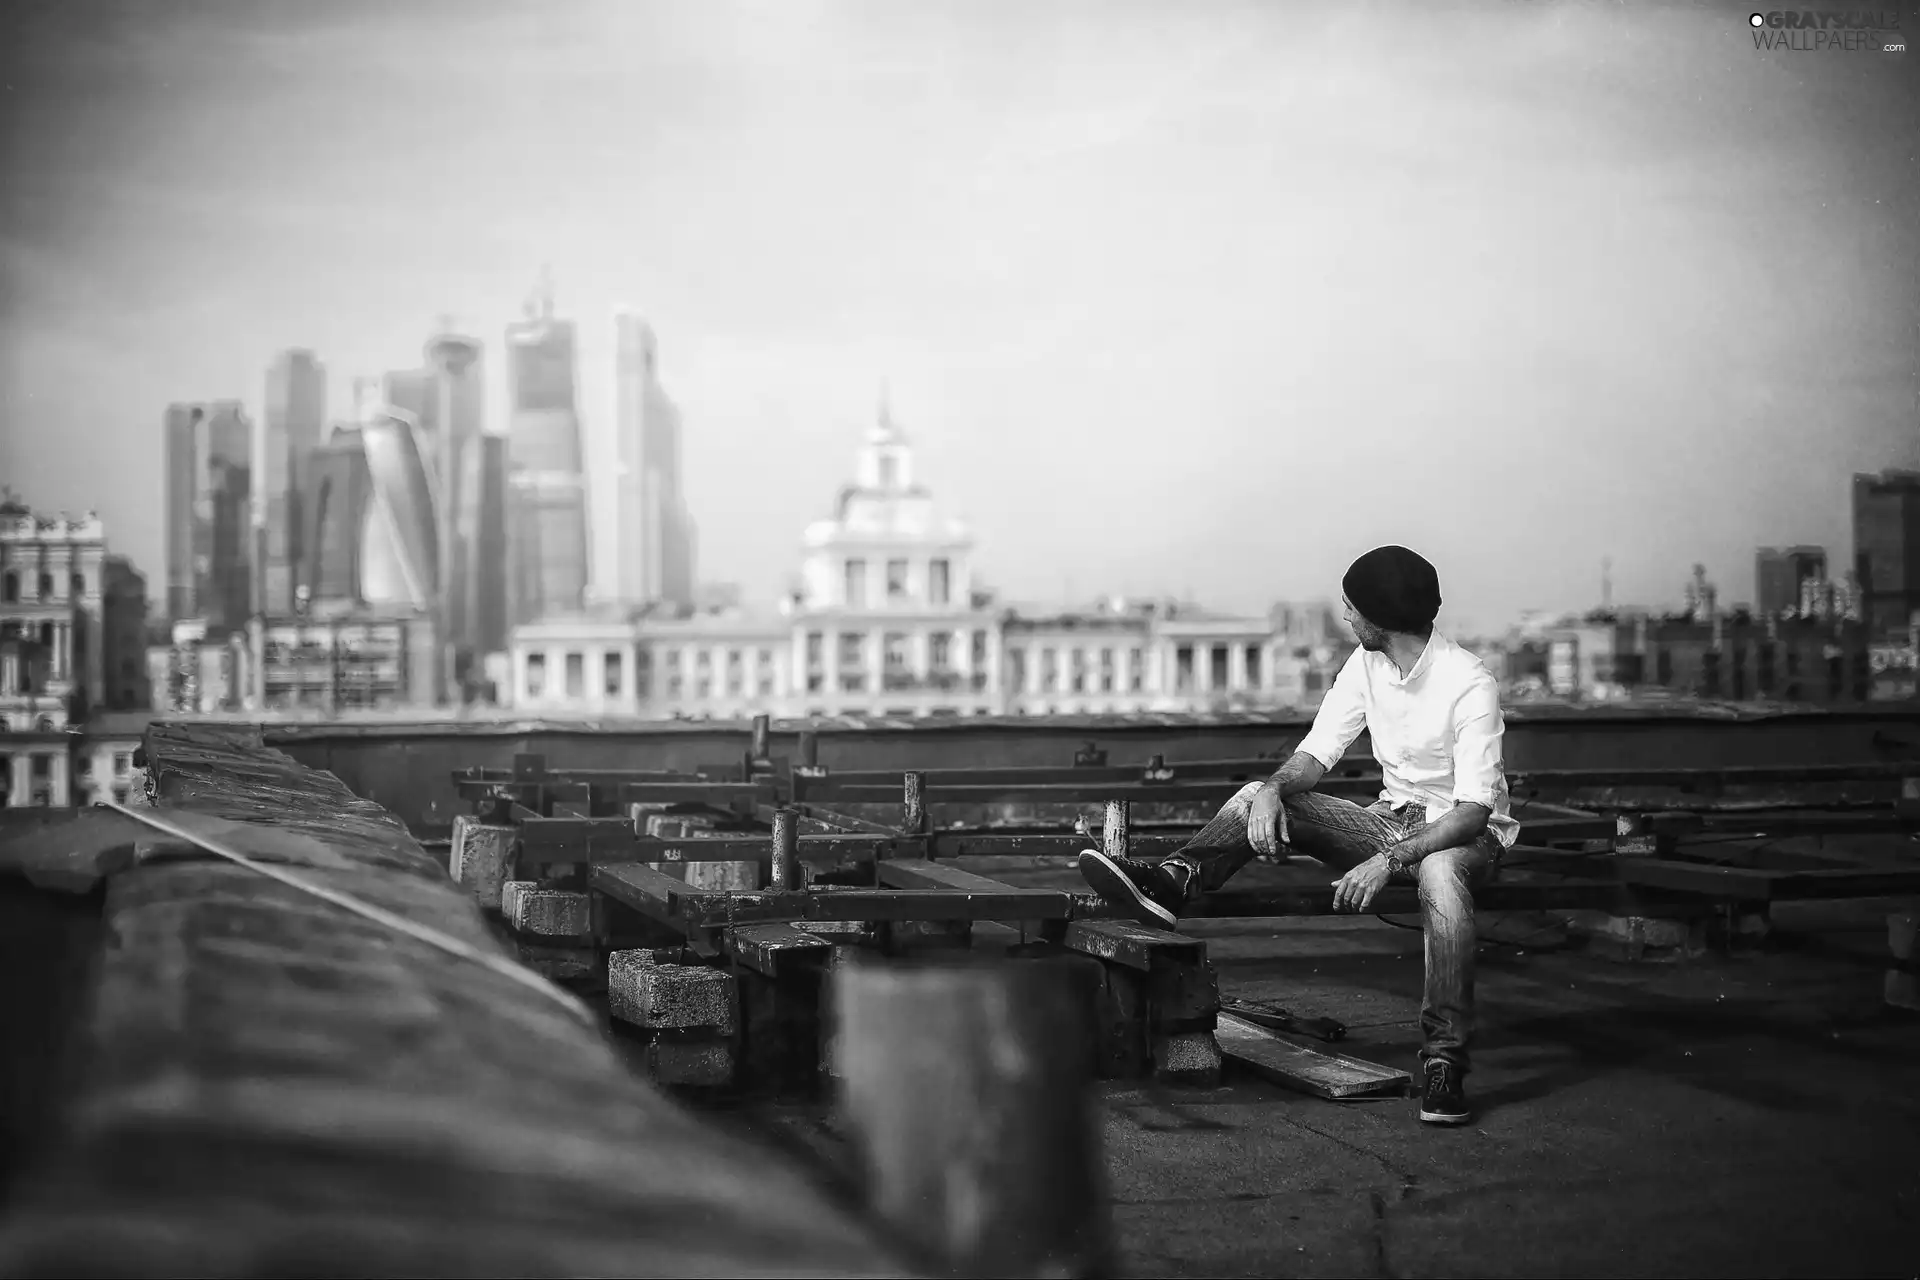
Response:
[1754,546,1826,619]
[359,407,439,611]
[505,275,590,622]
[163,400,251,631]
[262,351,327,616]
[611,310,697,609]
[295,426,372,610]
[1853,468,1920,640]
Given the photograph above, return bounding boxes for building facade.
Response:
[503,408,1345,719]
[1543,611,1880,704]
[1853,468,1920,641]
[610,311,696,610]
[1,501,118,806]
[506,280,591,623]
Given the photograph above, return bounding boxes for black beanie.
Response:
[1342,545,1441,634]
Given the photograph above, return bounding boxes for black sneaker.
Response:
[1418,1059,1470,1125]
[1077,850,1194,928]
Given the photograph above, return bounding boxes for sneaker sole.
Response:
[1418,1107,1471,1125]
[1076,849,1179,929]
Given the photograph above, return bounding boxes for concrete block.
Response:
[608,953,738,1033]
[645,1030,736,1087]
[1152,1029,1223,1086]
[512,889,593,938]
[449,818,515,913]
[682,860,761,891]
[500,880,537,924]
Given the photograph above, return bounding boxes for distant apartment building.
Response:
[610,311,696,611]
[151,612,437,716]
[163,400,251,632]
[1853,468,1920,641]
[1544,611,1877,705]
[505,407,1342,719]
[1,501,147,806]
[505,279,591,623]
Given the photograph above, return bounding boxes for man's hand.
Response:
[1247,783,1290,857]
[1332,854,1393,913]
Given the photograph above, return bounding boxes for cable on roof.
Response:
[103,801,595,1026]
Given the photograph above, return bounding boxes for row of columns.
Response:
[0,619,74,687]
[3,750,69,807]
[797,626,998,697]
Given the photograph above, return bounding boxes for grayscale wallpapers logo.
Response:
[1748,10,1905,52]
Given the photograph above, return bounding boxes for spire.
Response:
[871,378,905,444]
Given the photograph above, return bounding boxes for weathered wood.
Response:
[1215,1012,1412,1100]
[727,921,832,978]
[834,953,1112,1278]
[1062,920,1203,972]
[1102,799,1129,860]
[769,808,801,891]
[902,770,926,834]
[0,721,908,1278]
[877,858,1034,897]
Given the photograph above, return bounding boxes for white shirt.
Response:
[1296,631,1519,849]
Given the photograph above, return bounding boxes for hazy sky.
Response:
[2,0,1915,634]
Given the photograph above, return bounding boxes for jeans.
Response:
[1168,781,1502,1074]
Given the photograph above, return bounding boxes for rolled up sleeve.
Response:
[1451,677,1506,809]
[1296,652,1369,771]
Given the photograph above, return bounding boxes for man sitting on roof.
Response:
[1077,545,1518,1126]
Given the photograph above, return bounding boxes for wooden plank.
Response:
[726,922,833,978]
[877,859,1031,894]
[804,782,1279,805]
[1216,1013,1412,1100]
[1614,860,1920,901]
[1190,877,1625,918]
[519,822,891,868]
[590,863,688,922]
[675,888,1088,928]
[618,782,777,805]
[795,805,909,837]
[934,833,1192,858]
[1062,920,1202,972]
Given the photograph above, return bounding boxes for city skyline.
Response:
[2,1,1916,637]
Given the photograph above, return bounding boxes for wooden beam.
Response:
[1215,1013,1411,1100]
[1062,920,1203,972]
[726,921,833,978]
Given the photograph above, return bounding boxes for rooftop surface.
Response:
[716,853,1920,1277]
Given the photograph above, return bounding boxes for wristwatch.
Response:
[1384,847,1414,875]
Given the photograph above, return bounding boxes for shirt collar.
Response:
[1392,631,1442,685]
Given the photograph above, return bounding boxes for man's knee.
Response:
[1417,847,1485,907]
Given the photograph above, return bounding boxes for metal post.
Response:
[1103,798,1130,861]
[903,770,926,834]
[770,805,800,891]
[750,713,771,763]
[799,730,819,768]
